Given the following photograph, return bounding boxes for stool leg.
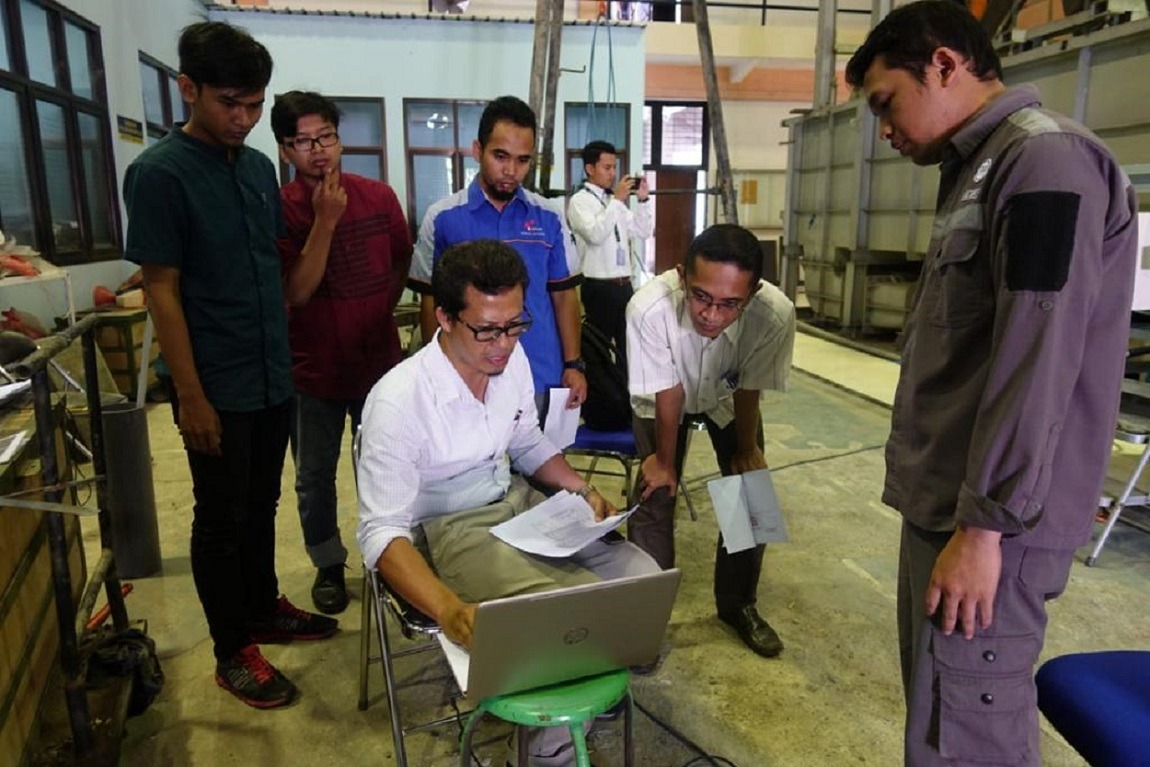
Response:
[623,691,634,766]
[568,722,592,767]
[518,724,530,766]
[357,569,372,711]
[459,708,485,767]
[679,428,699,521]
[1088,442,1150,566]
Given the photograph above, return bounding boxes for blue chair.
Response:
[1036,651,1150,767]
[567,425,640,498]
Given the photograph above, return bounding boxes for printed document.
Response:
[543,388,580,448]
[707,469,789,554]
[490,490,633,557]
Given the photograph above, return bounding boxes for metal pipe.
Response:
[9,314,98,380]
[82,328,129,632]
[74,549,113,638]
[33,367,93,757]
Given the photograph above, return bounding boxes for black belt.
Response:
[585,276,631,286]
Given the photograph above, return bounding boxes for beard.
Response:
[487,184,516,202]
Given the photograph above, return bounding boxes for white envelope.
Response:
[706,469,789,553]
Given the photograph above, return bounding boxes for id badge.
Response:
[616,245,627,267]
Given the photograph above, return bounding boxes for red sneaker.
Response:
[250,595,339,643]
[215,644,297,709]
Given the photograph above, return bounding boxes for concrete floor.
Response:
[93,332,1150,766]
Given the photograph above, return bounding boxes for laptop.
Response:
[438,568,682,700]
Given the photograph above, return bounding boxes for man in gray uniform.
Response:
[846,2,1137,765]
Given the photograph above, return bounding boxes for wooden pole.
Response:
[527,0,550,189]
[538,0,564,194]
[692,0,738,224]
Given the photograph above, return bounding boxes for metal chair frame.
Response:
[1089,418,1150,566]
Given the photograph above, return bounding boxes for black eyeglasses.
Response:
[688,287,747,315]
[285,132,339,152]
[458,312,533,342]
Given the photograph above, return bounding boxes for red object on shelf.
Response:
[93,285,116,307]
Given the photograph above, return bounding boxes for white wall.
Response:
[208,8,646,209]
[1,0,206,322]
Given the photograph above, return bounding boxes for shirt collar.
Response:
[169,121,248,163]
[942,85,1041,166]
[583,180,610,199]
[425,331,469,407]
[467,177,526,212]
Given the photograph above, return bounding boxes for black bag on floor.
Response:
[581,321,632,431]
[86,627,165,717]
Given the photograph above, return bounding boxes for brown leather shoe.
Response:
[718,606,784,658]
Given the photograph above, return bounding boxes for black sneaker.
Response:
[250,596,339,643]
[215,644,298,708]
[311,564,349,615]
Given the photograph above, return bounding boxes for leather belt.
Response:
[585,276,631,286]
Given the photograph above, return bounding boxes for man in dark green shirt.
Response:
[123,21,336,710]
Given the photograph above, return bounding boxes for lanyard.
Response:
[585,183,622,244]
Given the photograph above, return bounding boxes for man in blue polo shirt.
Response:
[410,96,587,414]
[123,21,336,710]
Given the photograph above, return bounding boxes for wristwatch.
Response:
[564,358,587,373]
[575,483,597,499]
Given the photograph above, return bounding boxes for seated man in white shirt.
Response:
[627,224,796,659]
[357,238,659,766]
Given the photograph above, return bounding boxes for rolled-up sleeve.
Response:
[955,133,1129,534]
[356,395,424,569]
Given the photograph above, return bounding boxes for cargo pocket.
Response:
[928,227,992,329]
[933,631,1039,764]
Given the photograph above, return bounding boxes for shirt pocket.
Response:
[928,226,993,329]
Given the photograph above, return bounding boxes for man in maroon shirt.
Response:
[272,91,413,613]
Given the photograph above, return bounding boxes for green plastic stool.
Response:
[458,668,633,767]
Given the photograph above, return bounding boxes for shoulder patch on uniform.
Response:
[1005,191,1079,292]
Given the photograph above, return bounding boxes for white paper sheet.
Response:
[707,469,789,554]
[543,387,580,448]
[489,491,633,557]
[437,634,470,694]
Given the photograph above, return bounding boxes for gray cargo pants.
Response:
[898,521,1075,766]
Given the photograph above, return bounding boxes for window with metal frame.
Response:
[138,53,185,144]
[0,0,118,265]
[403,98,486,236]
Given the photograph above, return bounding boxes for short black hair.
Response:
[845,0,1001,88]
[433,240,530,318]
[581,140,617,169]
[178,22,272,94]
[271,91,341,143]
[477,95,536,147]
[684,224,763,286]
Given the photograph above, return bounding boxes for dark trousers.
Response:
[289,392,362,569]
[167,382,291,662]
[898,522,1074,766]
[629,414,766,615]
[582,277,633,379]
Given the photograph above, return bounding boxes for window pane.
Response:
[65,22,93,99]
[341,153,381,181]
[168,75,186,122]
[37,100,80,251]
[21,1,57,87]
[140,61,164,125]
[337,101,382,147]
[457,103,486,149]
[566,103,627,152]
[0,9,11,70]
[406,102,454,149]
[568,155,585,190]
[77,112,112,247]
[462,155,479,189]
[643,105,652,166]
[411,154,453,228]
[0,89,36,248]
[660,105,704,166]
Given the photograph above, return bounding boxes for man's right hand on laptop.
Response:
[440,599,478,648]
